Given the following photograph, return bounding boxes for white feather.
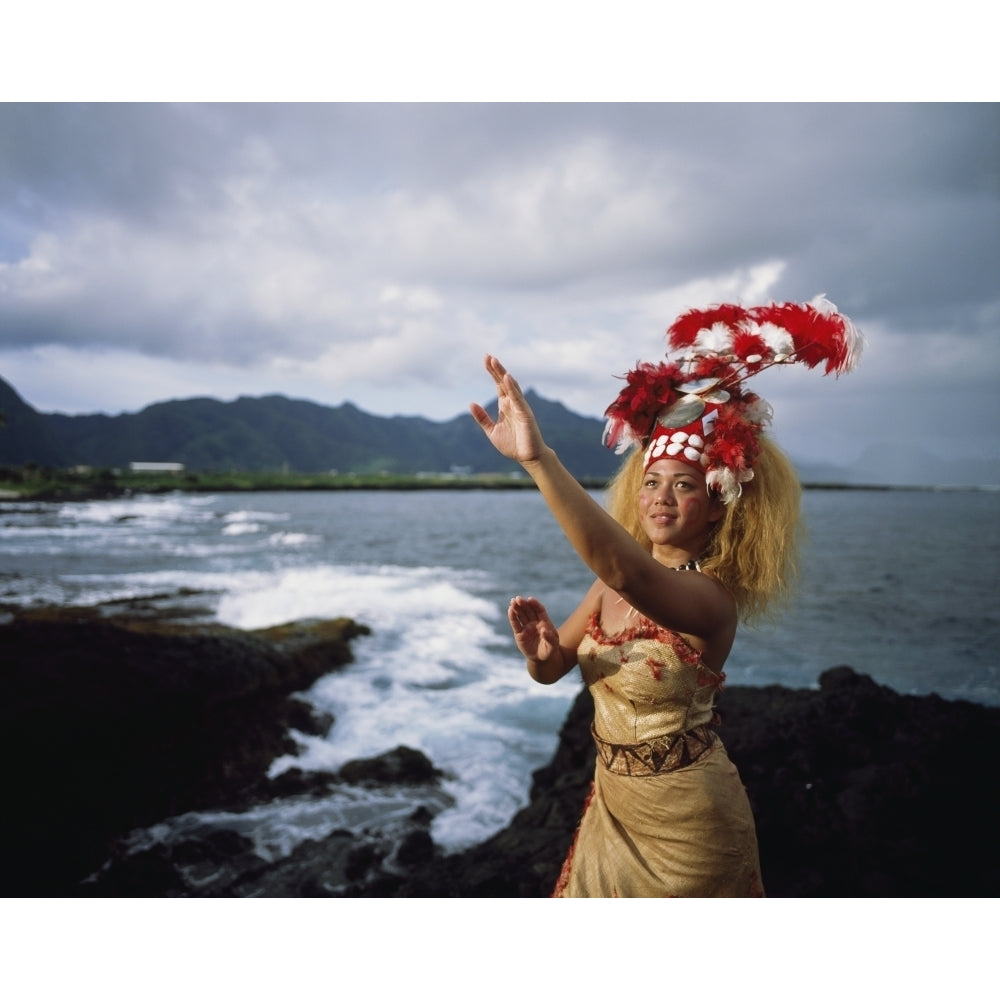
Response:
[694,322,734,355]
[743,396,773,426]
[754,321,794,358]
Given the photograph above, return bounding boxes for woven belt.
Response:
[591,722,717,776]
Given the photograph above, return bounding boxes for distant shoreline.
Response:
[1,470,997,502]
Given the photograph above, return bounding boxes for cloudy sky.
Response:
[1,102,998,472]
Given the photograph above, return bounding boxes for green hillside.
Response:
[0,375,620,481]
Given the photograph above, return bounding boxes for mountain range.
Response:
[1,374,996,487]
[0,375,622,480]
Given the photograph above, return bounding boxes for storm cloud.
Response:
[1,102,997,472]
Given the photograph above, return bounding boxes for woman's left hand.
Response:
[469,355,546,464]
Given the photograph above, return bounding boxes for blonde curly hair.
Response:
[605,435,802,624]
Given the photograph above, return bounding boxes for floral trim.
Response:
[551,782,596,898]
[585,611,726,692]
[585,610,702,666]
[697,665,726,690]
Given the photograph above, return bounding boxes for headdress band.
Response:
[603,294,864,503]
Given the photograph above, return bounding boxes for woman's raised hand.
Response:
[507,596,560,663]
[469,355,546,464]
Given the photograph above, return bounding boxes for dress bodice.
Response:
[577,611,724,744]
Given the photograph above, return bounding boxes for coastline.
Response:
[2,463,998,502]
[2,605,997,897]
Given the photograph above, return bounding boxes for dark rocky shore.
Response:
[2,605,997,897]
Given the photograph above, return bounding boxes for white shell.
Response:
[658,395,705,428]
[666,441,683,456]
[643,440,663,465]
[701,388,731,404]
[677,378,720,394]
[683,446,701,462]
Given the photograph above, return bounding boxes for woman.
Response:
[470,296,862,897]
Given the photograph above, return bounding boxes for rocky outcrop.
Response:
[3,604,998,897]
[382,666,1000,898]
[85,749,453,898]
[363,666,1000,898]
[0,605,370,895]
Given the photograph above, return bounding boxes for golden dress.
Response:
[553,610,764,897]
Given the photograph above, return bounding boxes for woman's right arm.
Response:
[509,578,603,685]
[471,356,733,641]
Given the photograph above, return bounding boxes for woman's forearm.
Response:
[525,645,574,685]
[520,446,637,594]
[519,446,723,638]
[472,355,732,647]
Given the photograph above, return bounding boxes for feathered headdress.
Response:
[602,294,864,503]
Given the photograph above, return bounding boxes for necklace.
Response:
[672,558,701,572]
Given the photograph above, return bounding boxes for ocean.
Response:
[2,486,998,865]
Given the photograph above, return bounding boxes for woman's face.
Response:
[637,459,723,553]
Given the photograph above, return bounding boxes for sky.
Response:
[1,101,998,474]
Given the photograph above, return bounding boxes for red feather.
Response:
[603,361,685,444]
[750,302,855,374]
[730,330,770,369]
[604,296,861,492]
[667,304,750,350]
